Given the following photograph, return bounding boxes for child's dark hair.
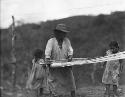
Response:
[109,41,119,53]
[33,49,43,62]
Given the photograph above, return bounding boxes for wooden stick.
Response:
[10,16,17,90]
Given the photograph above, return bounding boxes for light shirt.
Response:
[45,37,73,60]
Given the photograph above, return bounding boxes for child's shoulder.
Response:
[32,58,44,64]
[106,50,112,55]
[39,59,44,63]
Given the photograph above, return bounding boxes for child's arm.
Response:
[101,61,107,69]
[119,59,123,73]
[101,50,110,68]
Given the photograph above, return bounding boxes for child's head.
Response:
[109,41,119,53]
[33,49,43,62]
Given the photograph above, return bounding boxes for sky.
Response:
[1,0,125,28]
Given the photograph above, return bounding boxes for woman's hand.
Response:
[68,55,72,62]
[45,58,51,67]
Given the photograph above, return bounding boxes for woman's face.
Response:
[54,30,67,40]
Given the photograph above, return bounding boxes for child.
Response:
[102,41,123,97]
[26,49,50,96]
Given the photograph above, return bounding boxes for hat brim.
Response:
[54,29,70,33]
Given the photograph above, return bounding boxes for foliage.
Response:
[1,11,125,87]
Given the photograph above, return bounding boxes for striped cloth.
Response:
[50,51,125,67]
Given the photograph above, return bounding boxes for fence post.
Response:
[10,16,17,90]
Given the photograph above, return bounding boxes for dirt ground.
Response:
[1,85,125,97]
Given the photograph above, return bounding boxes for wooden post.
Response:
[10,16,17,90]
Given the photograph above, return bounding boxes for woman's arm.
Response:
[66,38,73,61]
[45,38,53,59]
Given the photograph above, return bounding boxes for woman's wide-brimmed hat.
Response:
[55,24,70,33]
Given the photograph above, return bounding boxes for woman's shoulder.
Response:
[48,37,56,41]
[47,37,56,43]
[32,59,35,63]
[64,37,70,42]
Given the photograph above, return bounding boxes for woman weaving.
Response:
[45,24,76,97]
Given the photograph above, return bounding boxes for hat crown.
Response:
[55,24,69,33]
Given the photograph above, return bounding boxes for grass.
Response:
[1,81,125,97]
